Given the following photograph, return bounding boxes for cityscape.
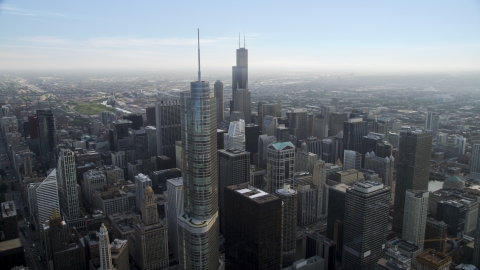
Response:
[1,1,480,270]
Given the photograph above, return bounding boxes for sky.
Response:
[1,1,480,74]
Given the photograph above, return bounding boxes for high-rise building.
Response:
[231,42,251,123]
[224,119,246,150]
[177,33,220,269]
[402,190,429,250]
[425,112,440,135]
[258,135,277,169]
[214,80,224,124]
[100,111,116,126]
[145,106,156,126]
[224,183,282,270]
[245,123,261,163]
[327,183,349,261]
[233,89,252,124]
[343,150,362,170]
[342,181,390,270]
[364,152,395,188]
[436,200,466,237]
[57,149,80,220]
[303,231,336,270]
[166,177,183,262]
[416,249,451,270]
[470,144,480,182]
[37,109,56,165]
[35,169,60,229]
[262,115,279,136]
[362,132,392,158]
[473,208,480,267]
[98,223,114,270]
[82,169,107,206]
[276,184,298,267]
[1,201,18,241]
[313,114,329,140]
[266,141,295,193]
[134,186,169,269]
[155,100,181,161]
[257,103,282,125]
[288,108,309,141]
[28,114,39,139]
[218,148,250,233]
[453,135,466,156]
[343,118,367,158]
[313,160,328,219]
[110,239,128,270]
[111,151,126,169]
[329,112,348,136]
[392,129,432,236]
[145,126,157,158]
[135,173,152,212]
[123,113,143,130]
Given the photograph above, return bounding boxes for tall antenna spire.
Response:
[198,28,201,82]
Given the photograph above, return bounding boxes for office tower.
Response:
[43,209,83,270]
[389,132,400,148]
[302,136,321,157]
[37,109,56,165]
[134,186,169,269]
[110,239,128,270]
[111,151,126,168]
[231,41,251,123]
[471,144,480,182]
[135,173,152,212]
[214,80,224,124]
[28,114,39,139]
[177,33,220,270]
[276,184,298,267]
[262,115,278,136]
[362,132,392,158]
[343,118,367,156]
[303,232,336,270]
[258,135,277,169]
[364,152,395,188]
[224,183,282,270]
[425,112,439,135]
[145,106,156,126]
[229,110,245,122]
[35,169,60,229]
[155,100,181,161]
[321,138,334,163]
[218,149,250,233]
[131,128,148,159]
[112,120,132,151]
[57,148,80,220]
[151,168,181,192]
[342,181,390,270]
[144,126,157,158]
[313,160,328,219]
[100,111,117,126]
[123,113,143,130]
[296,177,318,226]
[257,103,282,125]
[416,249,452,270]
[288,108,309,140]
[98,223,113,270]
[166,177,183,262]
[82,169,107,206]
[473,209,480,267]
[453,135,466,156]
[1,201,18,241]
[392,129,432,236]
[313,114,329,140]
[245,123,261,163]
[402,190,429,250]
[224,119,246,150]
[266,141,295,193]
[233,89,252,124]
[424,219,449,252]
[436,200,466,237]
[329,112,348,136]
[327,183,348,261]
[295,150,318,174]
[276,124,290,142]
[343,150,362,170]
[250,166,266,189]
[331,98,339,111]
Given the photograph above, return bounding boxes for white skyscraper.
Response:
[98,223,113,270]
[224,119,246,150]
[471,144,480,182]
[35,169,60,227]
[57,149,80,220]
[343,150,362,170]
[402,190,429,250]
[453,135,466,156]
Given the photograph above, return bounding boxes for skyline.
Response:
[1,1,480,73]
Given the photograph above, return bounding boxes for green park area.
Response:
[74,102,116,115]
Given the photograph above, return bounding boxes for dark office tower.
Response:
[28,114,38,139]
[258,135,277,169]
[112,119,132,139]
[37,109,56,165]
[245,123,261,163]
[155,100,181,161]
[145,106,156,126]
[343,118,367,156]
[1,201,18,241]
[214,80,224,124]
[217,129,227,149]
[224,183,282,270]
[231,41,252,123]
[288,108,309,141]
[329,112,348,136]
[436,200,466,237]
[123,113,143,130]
[276,184,298,267]
[177,31,219,270]
[257,103,282,125]
[331,98,339,112]
[218,149,250,233]
[327,183,348,261]
[392,129,432,236]
[266,141,295,193]
[342,181,390,270]
[303,136,322,157]
[233,89,252,124]
[313,115,329,140]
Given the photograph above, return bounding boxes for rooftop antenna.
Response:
[198,28,201,82]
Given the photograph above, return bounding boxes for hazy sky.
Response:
[1,1,480,73]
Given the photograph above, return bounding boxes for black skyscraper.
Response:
[245,123,261,163]
[342,118,367,159]
[124,114,143,130]
[214,80,224,124]
[37,109,56,165]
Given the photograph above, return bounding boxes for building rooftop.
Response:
[353,180,384,193]
[110,238,127,250]
[0,237,23,252]
[1,201,17,218]
[227,183,279,204]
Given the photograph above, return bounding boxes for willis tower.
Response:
[231,34,252,123]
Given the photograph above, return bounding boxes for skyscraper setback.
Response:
[177,30,220,269]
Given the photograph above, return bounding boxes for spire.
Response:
[198,28,201,82]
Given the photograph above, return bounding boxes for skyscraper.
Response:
[177,30,220,269]
[214,80,224,124]
[37,109,56,165]
[343,118,367,157]
[224,183,282,270]
[258,135,277,169]
[425,112,439,135]
[288,108,309,141]
[343,150,362,170]
[276,184,298,267]
[327,183,349,261]
[473,208,480,267]
[135,173,152,212]
[166,177,183,262]
[35,169,60,230]
[231,38,251,123]
[57,148,80,221]
[470,144,480,182]
[155,99,181,161]
[402,190,429,250]
[245,123,261,163]
[392,129,432,236]
[217,148,250,233]
[224,119,246,150]
[98,223,114,270]
[266,141,295,193]
[453,135,466,156]
[342,181,390,270]
[364,151,395,188]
